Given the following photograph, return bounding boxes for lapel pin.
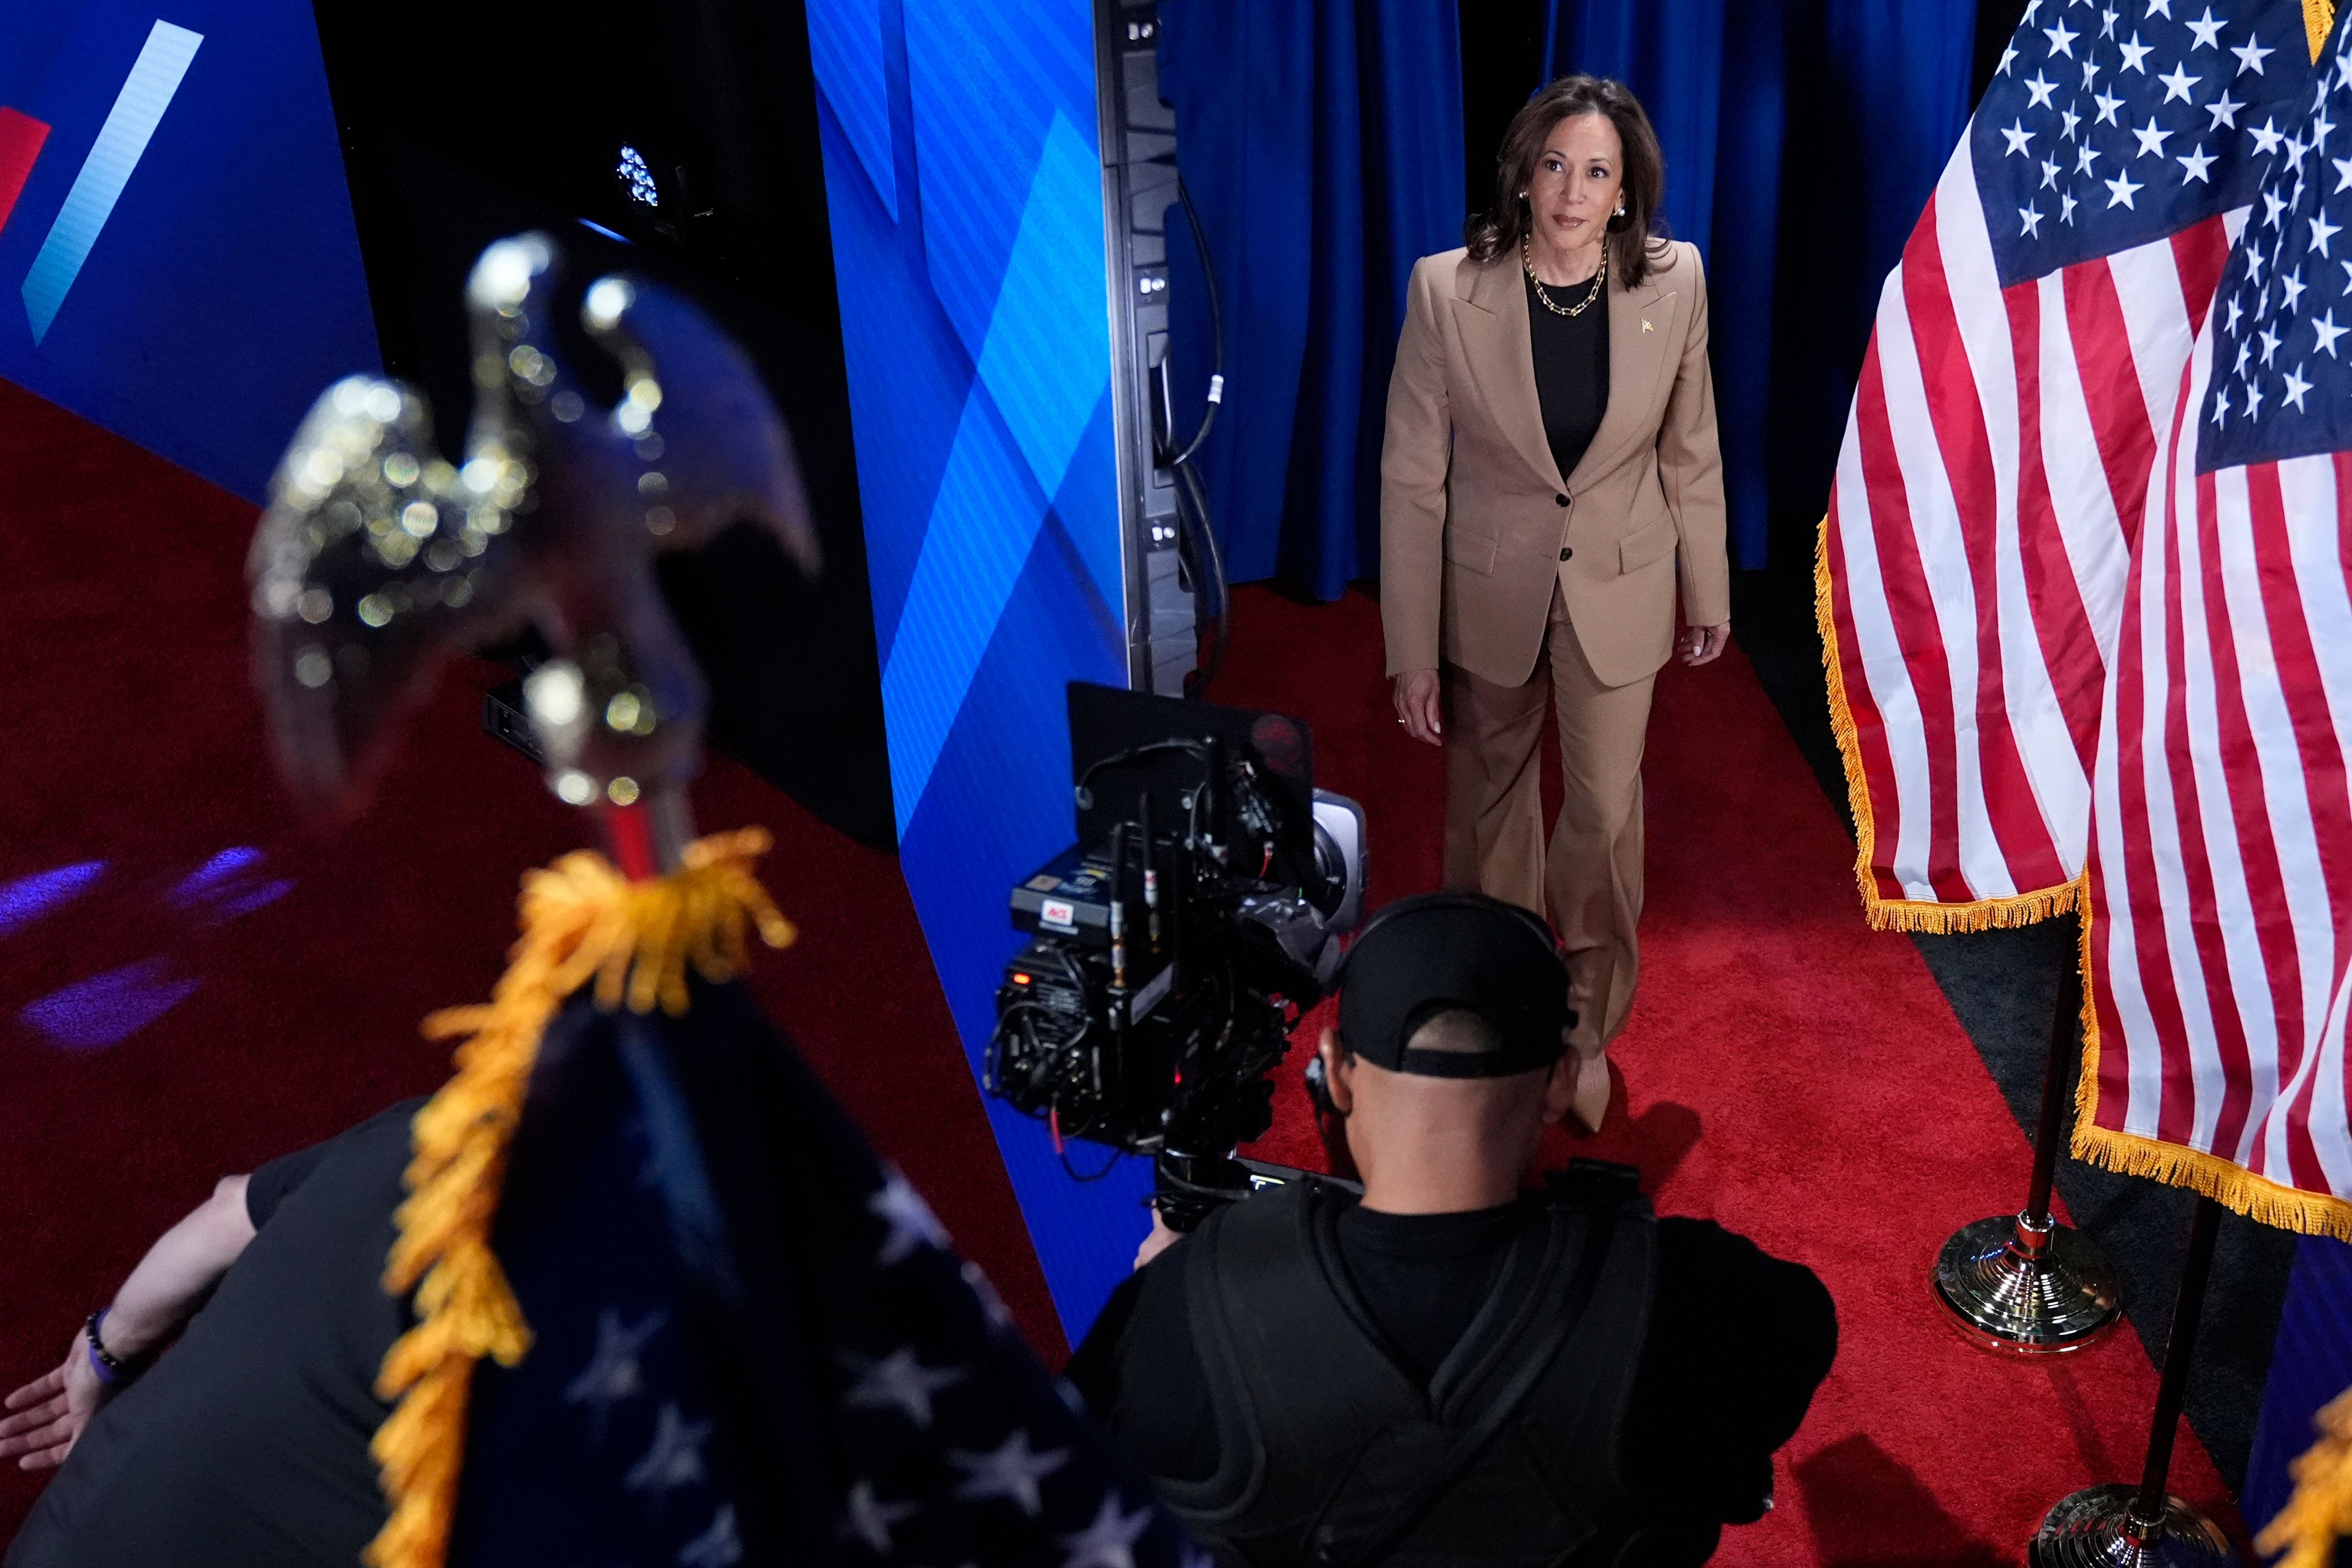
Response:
[1642,318,1654,333]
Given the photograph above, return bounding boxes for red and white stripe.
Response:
[2084,312,2352,1208]
[1825,136,2234,922]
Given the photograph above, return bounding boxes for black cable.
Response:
[1075,737,1217,810]
[1166,176,1224,468]
[1059,1139,1126,1182]
[1158,176,1231,699]
[1175,459,1230,696]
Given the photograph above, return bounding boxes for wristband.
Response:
[83,1308,129,1387]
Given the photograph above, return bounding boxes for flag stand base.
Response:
[2027,1487,2236,1567]
[2027,1197,2237,1567]
[1934,1210,2122,1354]
[1932,960,2122,1353]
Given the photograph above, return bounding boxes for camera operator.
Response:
[1066,892,1836,1566]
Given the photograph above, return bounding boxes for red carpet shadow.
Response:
[1795,1434,2008,1567]
[1541,1060,1703,1194]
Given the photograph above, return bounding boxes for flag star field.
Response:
[2201,33,2352,467]
[1973,0,2308,287]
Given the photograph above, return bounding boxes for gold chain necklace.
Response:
[1523,239,1607,318]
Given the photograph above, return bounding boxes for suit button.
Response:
[1555,494,1569,507]
[1559,547,1573,561]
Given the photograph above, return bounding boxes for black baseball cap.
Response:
[1333,892,1574,1079]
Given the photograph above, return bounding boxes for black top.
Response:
[1526,265,1611,484]
[6,1099,423,1568]
[1333,1200,1525,1385]
[1066,1197,1836,1560]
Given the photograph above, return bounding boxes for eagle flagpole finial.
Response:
[248,232,818,875]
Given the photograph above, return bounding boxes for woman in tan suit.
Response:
[1381,75,1729,1133]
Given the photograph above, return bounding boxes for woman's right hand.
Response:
[1392,669,1442,747]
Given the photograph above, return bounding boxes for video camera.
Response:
[987,684,1368,1229]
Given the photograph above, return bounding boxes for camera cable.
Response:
[1162,176,1231,700]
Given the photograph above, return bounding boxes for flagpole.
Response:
[2028,1196,2239,1566]
[1931,954,2124,1354]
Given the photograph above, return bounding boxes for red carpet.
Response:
[0,373,2239,1561]
[0,379,1057,1542]
[1215,586,2243,1561]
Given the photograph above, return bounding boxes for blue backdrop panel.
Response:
[0,0,377,503]
[1159,0,1464,601]
[807,0,1153,1340]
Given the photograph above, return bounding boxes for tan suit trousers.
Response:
[1442,582,1652,1061]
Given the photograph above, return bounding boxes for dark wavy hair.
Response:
[1464,75,1671,287]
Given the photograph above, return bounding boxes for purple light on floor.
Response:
[172,846,263,900]
[20,959,200,1052]
[0,860,104,938]
[218,879,294,918]
[166,847,291,922]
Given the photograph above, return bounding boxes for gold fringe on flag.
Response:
[1813,517,2082,933]
[2068,889,2352,1242]
[362,828,796,1568]
[2309,0,2337,63]
[2258,1381,2352,1568]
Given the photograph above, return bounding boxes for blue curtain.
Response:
[1547,0,1978,570]
[1160,0,1975,587]
[1159,0,1463,601]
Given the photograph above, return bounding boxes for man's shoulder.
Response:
[1653,1216,1835,1333]
[1096,1184,1327,1336]
[246,1096,426,1231]
[1656,1214,1798,1263]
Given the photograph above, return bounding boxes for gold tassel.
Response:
[2070,878,2352,1241]
[362,828,796,1568]
[1813,516,2081,933]
[2308,0,2337,63]
[2258,1381,2352,1568]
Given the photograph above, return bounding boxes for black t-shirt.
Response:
[1527,265,1610,484]
[1066,1195,1835,1562]
[6,1099,425,1568]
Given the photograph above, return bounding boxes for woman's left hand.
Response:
[1678,622,1730,666]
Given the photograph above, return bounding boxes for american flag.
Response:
[2074,13,2352,1235]
[1822,0,2313,932]
[442,987,1205,1566]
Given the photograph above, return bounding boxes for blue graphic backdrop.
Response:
[807,0,1153,1337]
[0,0,377,503]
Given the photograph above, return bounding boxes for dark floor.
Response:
[1730,565,2296,1494]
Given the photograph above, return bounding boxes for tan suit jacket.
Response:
[1380,241,1730,690]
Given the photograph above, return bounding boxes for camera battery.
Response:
[1009,842,1145,949]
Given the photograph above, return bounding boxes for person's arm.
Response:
[1382,255,1452,741]
[0,1174,257,1470]
[1655,243,1730,665]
